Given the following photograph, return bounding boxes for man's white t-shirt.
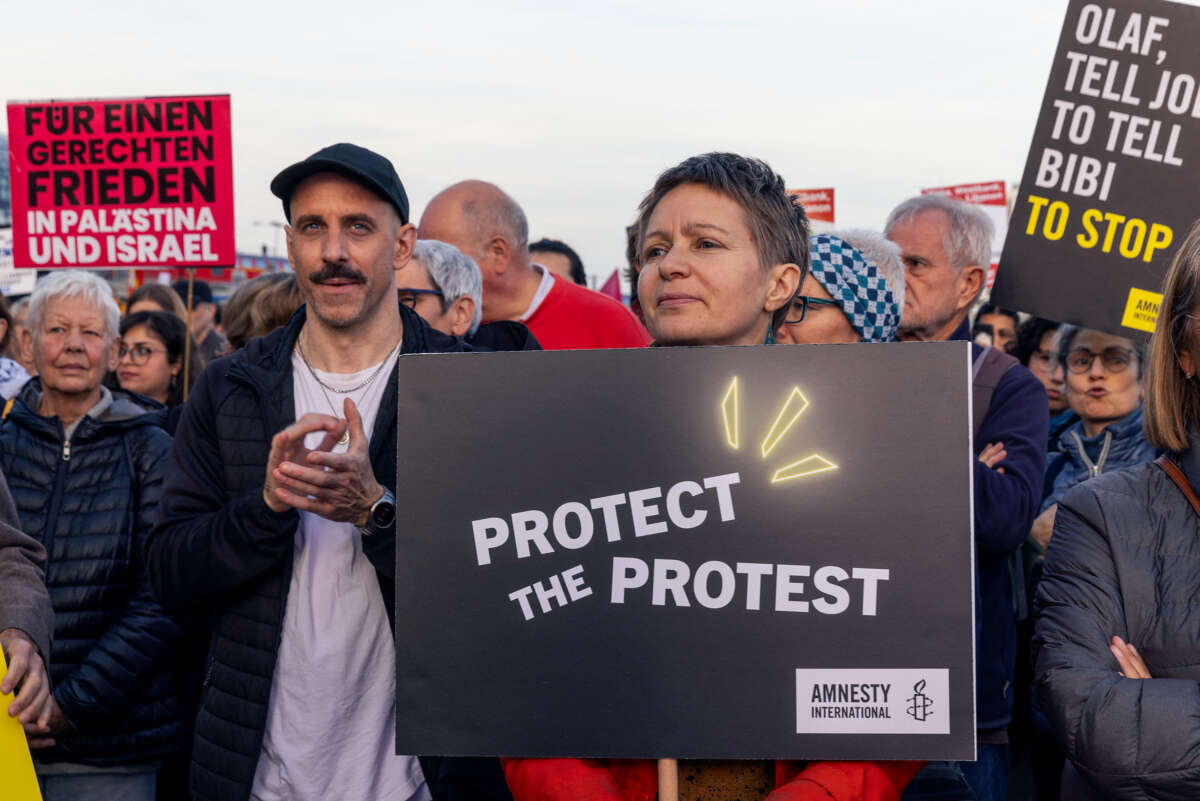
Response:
[519,263,556,321]
[250,346,427,801]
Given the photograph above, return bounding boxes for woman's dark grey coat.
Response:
[1034,439,1200,800]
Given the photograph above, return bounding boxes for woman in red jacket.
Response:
[503,152,921,801]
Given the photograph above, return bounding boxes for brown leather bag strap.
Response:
[1157,455,1200,518]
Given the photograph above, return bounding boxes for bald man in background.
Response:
[418,181,649,350]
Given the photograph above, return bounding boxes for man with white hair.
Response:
[397,239,482,337]
[418,180,648,350]
[887,194,992,343]
[885,195,1048,801]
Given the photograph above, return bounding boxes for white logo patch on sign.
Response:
[795,669,951,735]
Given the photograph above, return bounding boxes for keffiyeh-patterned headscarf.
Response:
[807,234,901,343]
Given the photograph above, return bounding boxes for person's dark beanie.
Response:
[172,279,214,305]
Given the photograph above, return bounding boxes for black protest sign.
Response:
[393,343,975,761]
[992,0,1200,337]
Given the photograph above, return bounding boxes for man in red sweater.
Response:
[418,180,650,350]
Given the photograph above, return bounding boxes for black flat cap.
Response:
[269,143,410,224]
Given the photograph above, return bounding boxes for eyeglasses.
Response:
[118,342,167,365]
[784,295,841,325]
[398,288,444,309]
[1065,347,1136,374]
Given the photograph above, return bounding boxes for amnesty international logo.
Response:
[720,377,837,483]
[906,679,933,722]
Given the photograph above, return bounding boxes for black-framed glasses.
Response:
[784,295,841,325]
[1065,347,1136,374]
[397,288,444,309]
[118,342,167,365]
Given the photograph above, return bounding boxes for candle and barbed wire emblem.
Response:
[906,679,933,722]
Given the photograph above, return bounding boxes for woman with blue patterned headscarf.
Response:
[777,230,905,345]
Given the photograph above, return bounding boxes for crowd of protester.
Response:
[0,142,1194,801]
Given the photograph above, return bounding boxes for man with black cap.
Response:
[171,278,228,362]
[146,143,524,801]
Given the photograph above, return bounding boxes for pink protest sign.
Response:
[5,95,235,268]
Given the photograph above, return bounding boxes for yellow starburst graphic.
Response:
[760,387,810,458]
[720,378,837,483]
[722,376,740,449]
[771,454,839,483]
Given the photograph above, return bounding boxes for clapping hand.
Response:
[267,398,383,526]
[263,412,347,513]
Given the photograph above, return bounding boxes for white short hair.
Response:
[884,195,994,274]
[412,239,483,335]
[26,270,121,343]
[828,228,906,314]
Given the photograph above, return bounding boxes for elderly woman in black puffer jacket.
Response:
[1034,220,1200,800]
[0,270,181,801]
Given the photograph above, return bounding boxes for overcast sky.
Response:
[2,0,1165,288]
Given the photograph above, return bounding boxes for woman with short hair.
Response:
[1034,220,1200,800]
[504,153,920,801]
[0,270,181,801]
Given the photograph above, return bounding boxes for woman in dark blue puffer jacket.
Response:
[0,271,181,801]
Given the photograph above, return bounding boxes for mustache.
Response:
[309,262,367,284]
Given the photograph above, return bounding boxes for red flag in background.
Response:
[600,269,622,301]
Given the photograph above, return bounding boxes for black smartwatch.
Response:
[360,488,396,536]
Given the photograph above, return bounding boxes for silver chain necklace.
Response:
[295,336,400,394]
[294,336,402,446]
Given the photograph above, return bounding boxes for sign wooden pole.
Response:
[183,269,194,402]
[658,759,678,801]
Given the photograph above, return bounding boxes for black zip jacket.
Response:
[146,304,536,801]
